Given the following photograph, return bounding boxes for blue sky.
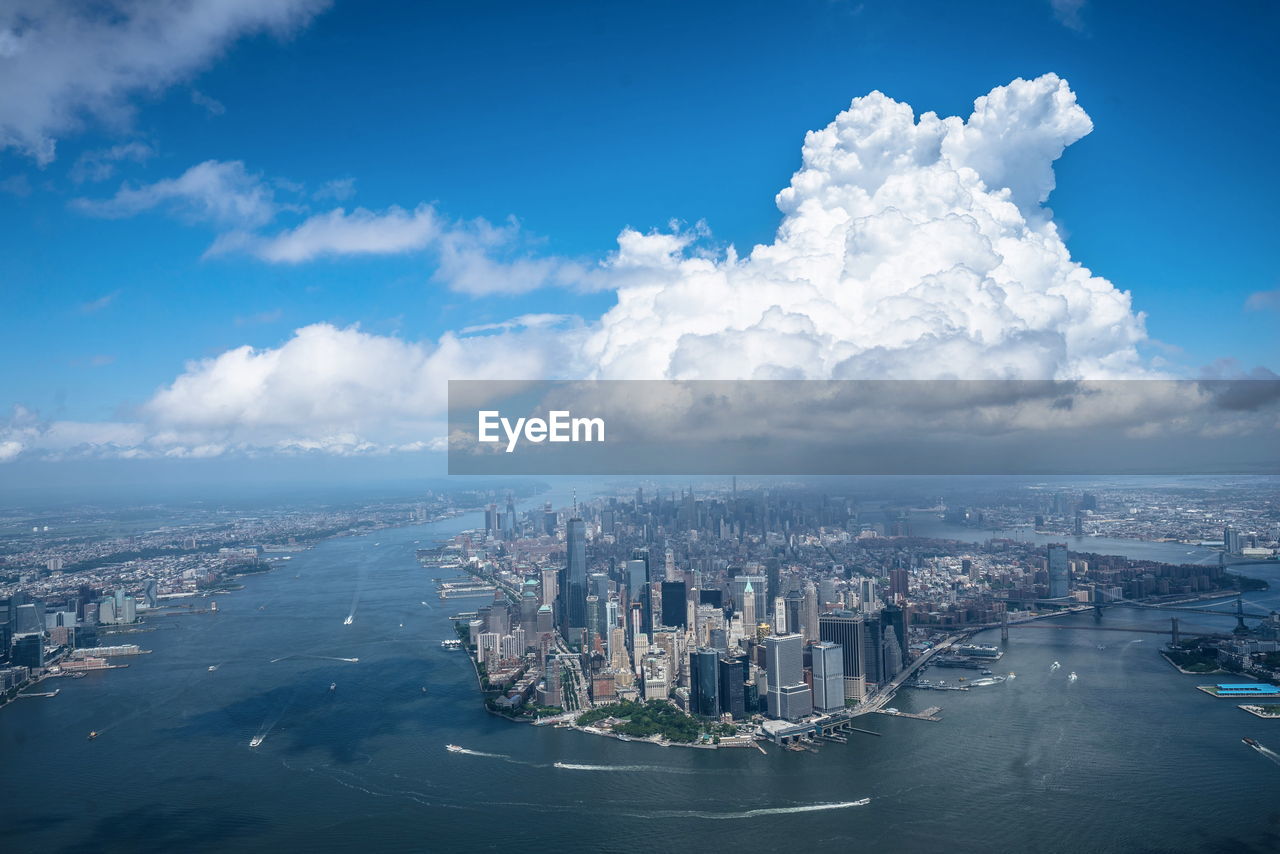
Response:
[0,0,1277,475]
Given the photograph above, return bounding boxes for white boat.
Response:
[329,682,336,691]
[208,665,218,672]
[249,735,264,748]
[445,744,464,753]
[1050,661,1061,671]
[343,615,353,625]
[1068,672,1078,682]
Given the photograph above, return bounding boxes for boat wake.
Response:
[553,762,698,774]
[645,800,870,819]
[1252,742,1280,766]
[448,746,508,759]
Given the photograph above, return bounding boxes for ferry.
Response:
[445,744,464,753]
[343,615,353,625]
[250,735,264,748]
[87,731,98,740]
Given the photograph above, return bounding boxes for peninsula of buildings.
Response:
[434,481,1280,747]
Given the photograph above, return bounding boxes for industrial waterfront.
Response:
[3,490,1278,853]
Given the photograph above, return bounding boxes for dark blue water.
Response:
[3,504,1279,853]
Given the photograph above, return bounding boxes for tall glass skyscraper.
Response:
[1048,544,1070,598]
[689,648,720,717]
[560,517,587,639]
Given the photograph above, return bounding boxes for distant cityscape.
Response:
[0,485,539,705]
[428,479,1280,747]
[4,478,1279,733]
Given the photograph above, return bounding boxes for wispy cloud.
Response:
[1244,288,1280,312]
[72,160,281,228]
[235,308,284,326]
[78,290,121,314]
[69,141,154,183]
[1050,0,1087,32]
[190,89,226,117]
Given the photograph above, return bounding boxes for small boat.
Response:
[250,735,264,748]
[1068,672,1078,682]
[87,731,98,740]
[1050,661,1061,671]
[399,623,404,628]
[1243,737,1260,749]
[208,665,218,672]
[329,682,337,692]
[445,744,464,753]
[1007,672,1017,680]
[343,615,353,626]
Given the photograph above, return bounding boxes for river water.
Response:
[3,496,1279,852]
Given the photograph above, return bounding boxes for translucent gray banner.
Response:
[447,380,1280,475]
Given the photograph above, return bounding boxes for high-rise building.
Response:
[689,648,720,717]
[1048,544,1070,598]
[802,582,819,643]
[741,579,757,629]
[718,655,747,719]
[819,610,866,701]
[880,603,907,676]
[1224,526,1242,555]
[784,589,804,642]
[811,641,845,713]
[543,503,556,537]
[890,567,909,601]
[765,633,809,720]
[560,518,588,639]
[862,617,883,685]
[11,632,43,669]
[661,581,687,629]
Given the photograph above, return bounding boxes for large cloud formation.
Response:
[6,74,1161,460]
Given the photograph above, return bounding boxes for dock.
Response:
[17,688,60,698]
[876,706,943,722]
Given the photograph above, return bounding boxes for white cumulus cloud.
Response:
[7,74,1162,460]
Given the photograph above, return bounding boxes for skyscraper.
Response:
[765,633,809,720]
[561,517,587,640]
[802,582,819,643]
[784,589,804,642]
[1048,544,1070,598]
[718,655,747,719]
[880,603,907,676]
[661,581,687,629]
[819,610,866,701]
[689,648,720,717]
[811,641,845,713]
[741,579,756,629]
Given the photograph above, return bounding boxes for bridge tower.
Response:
[1170,617,1180,646]
[1000,609,1009,643]
[1234,595,1250,635]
